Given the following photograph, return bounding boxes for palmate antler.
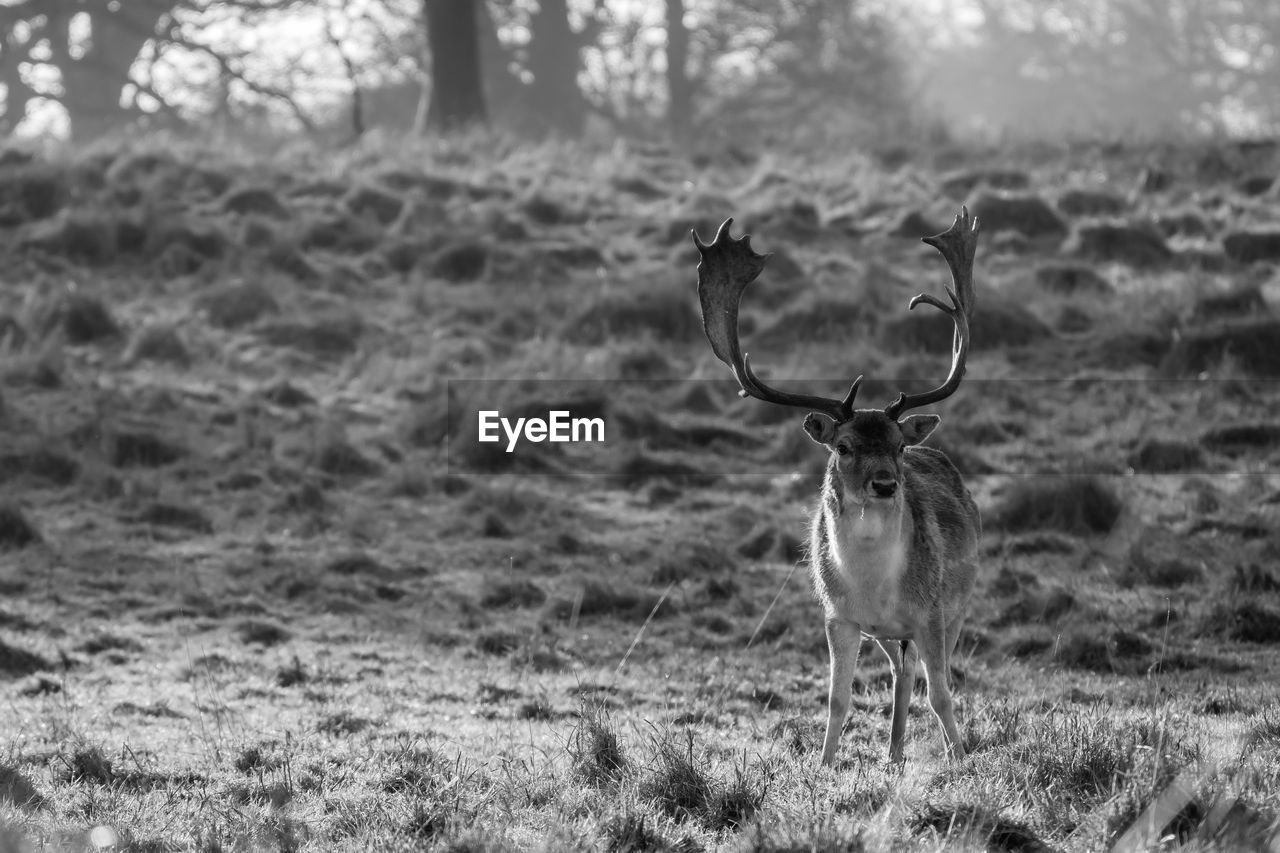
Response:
[694,218,862,423]
[885,207,979,420]
[693,208,979,423]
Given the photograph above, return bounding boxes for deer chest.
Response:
[825,513,914,636]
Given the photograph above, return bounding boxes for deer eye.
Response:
[898,443,906,455]
[836,445,850,457]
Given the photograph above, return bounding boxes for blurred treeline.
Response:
[1,0,1278,146]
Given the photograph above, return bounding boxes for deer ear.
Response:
[899,414,940,446]
[803,412,837,445]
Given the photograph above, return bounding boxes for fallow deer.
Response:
[693,209,982,764]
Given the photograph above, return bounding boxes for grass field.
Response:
[1,132,1279,851]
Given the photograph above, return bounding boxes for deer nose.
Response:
[869,470,898,498]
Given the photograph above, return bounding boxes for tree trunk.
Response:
[423,0,487,132]
[56,3,172,140]
[525,0,585,135]
[666,0,692,143]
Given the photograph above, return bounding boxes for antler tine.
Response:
[884,207,980,421]
[694,219,858,422]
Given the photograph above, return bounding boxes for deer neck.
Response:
[822,471,912,576]
[821,475,914,633]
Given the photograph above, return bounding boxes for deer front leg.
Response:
[878,639,918,763]
[821,618,861,766]
[917,616,966,760]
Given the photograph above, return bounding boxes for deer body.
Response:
[811,438,980,764]
[693,208,983,765]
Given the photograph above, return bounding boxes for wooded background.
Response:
[3,1,1280,144]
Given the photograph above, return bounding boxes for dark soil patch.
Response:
[125,324,190,366]
[548,580,673,622]
[22,211,121,265]
[910,803,1052,853]
[940,168,1030,198]
[256,317,362,358]
[1200,423,1280,456]
[300,215,381,254]
[564,290,700,345]
[345,184,405,224]
[1190,286,1269,323]
[236,619,291,646]
[970,192,1067,240]
[313,439,383,478]
[613,451,719,488]
[1122,537,1202,588]
[480,579,547,609]
[198,282,280,329]
[111,432,185,468]
[1128,438,1204,473]
[221,186,289,218]
[429,242,489,283]
[1057,189,1127,217]
[1055,629,1115,672]
[989,476,1123,535]
[1161,318,1280,377]
[884,296,1052,352]
[0,504,40,548]
[1035,264,1112,296]
[754,297,868,347]
[326,553,393,579]
[1072,222,1172,267]
[0,162,67,224]
[0,638,50,676]
[994,587,1076,627]
[129,502,213,534]
[1153,210,1211,238]
[41,293,120,344]
[262,380,315,408]
[1202,600,1280,644]
[0,449,79,486]
[888,209,945,238]
[1085,323,1173,370]
[1222,230,1280,264]
[1236,175,1275,196]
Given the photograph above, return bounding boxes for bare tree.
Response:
[0,1,176,139]
[525,0,586,134]
[422,0,486,132]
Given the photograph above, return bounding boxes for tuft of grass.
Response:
[63,746,115,785]
[909,802,1052,852]
[638,731,768,831]
[0,764,46,810]
[570,704,627,786]
[599,812,703,853]
[640,731,714,823]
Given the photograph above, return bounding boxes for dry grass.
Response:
[0,132,1277,850]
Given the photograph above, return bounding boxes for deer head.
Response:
[693,209,979,507]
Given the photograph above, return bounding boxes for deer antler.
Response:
[884,208,979,421]
[694,218,861,422]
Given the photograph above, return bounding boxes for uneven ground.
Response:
[1,133,1279,851]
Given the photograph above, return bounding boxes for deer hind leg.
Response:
[917,616,966,760]
[877,639,917,763]
[820,618,861,766]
